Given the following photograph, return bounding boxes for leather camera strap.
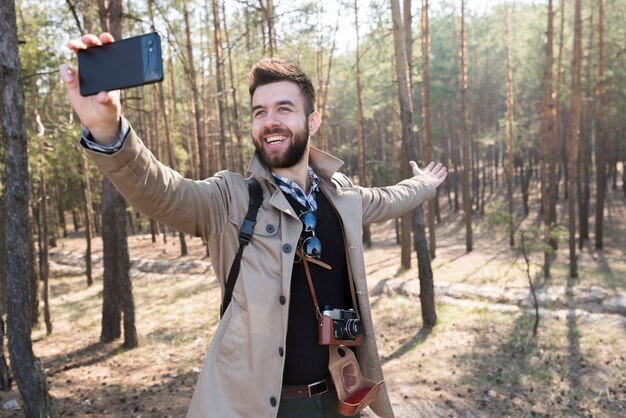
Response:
[296,245,360,324]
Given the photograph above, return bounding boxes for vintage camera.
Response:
[319,307,362,347]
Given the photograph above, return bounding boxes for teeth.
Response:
[266,136,287,144]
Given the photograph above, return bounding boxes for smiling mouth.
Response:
[265,135,289,144]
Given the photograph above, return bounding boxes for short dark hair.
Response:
[248,57,316,116]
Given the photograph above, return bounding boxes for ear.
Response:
[307,111,322,136]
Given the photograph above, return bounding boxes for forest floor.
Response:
[1,184,625,418]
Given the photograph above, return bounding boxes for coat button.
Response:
[278,347,284,357]
[279,296,286,305]
[270,397,277,407]
[266,224,275,233]
[282,243,292,253]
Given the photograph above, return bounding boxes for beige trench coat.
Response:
[85,129,436,418]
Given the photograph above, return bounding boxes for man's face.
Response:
[251,81,310,169]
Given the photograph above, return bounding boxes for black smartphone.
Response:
[77,32,163,96]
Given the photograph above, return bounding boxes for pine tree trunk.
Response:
[421,0,436,260]
[184,4,207,178]
[568,0,583,279]
[80,157,93,287]
[594,0,606,249]
[38,160,52,335]
[505,6,516,247]
[540,0,557,278]
[354,0,372,248]
[460,0,473,252]
[211,0,229,170]
[391,0,436,328]
[1,1,53,413]
[98,0,137,348]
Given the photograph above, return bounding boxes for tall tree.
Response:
[98,0,137,348]
[594,0,606,249]
[568,0,583,279]
[211,0,228,170]
[257,0,276,56]
[391,0,437,328]
[460,0,473,252]
[354,0,372,248]
[38,157,52,335]
[421,0,437,259]
[1,1,53,414]
[183,4,207,178]
[540,0,557,277]
[504,5,515,247]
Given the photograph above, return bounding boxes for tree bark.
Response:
[421,0,436,260]
[211,0,229,170]
[540,0,557,278]
[98,0,137,348]
[183,4,207,178]
[391,0,437,328]
[568,0,583,279]
[80,157,93,286]
[505,6,515,247]
[1,1,54,413]
[459,0,473,252]
[38,159,52,335]
[354,0,372,248]
[594,0,606,249]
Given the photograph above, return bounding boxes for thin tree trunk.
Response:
[211,0,228,170]
[421,0,436,259]
[38,159,52,335]
[222,0,245,173]
[505,6,516,247]
[98,0,137,348]
[460,0,473,252]
[1,1,53,413]
[354,0,372,248]
[541,0,557,278]
[184,4,207,178]
[578,7,594,248]
[568,0,583,279]
[81,157,93,286]
[391,0,436,328]
[594,0,606,249]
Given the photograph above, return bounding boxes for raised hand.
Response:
[60,33,121,145]
[409,161,448,188]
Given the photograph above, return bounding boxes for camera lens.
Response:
[343,319,363,339]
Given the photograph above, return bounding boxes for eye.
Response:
[278,106,292,113]
[253,110,266,118]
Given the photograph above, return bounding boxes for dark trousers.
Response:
[277,388,360,418]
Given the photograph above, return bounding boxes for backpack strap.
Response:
[220,176,263,318]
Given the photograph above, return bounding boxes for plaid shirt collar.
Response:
[272,167,320,212]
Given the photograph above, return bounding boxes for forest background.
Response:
[1,0,625,416]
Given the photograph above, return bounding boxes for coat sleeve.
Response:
[83,128,236,238]
[356,175,436,226]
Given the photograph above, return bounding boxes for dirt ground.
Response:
[1,185,625,418]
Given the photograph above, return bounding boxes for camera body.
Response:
[318,308,362,346]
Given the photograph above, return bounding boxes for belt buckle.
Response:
[307,378,329,397]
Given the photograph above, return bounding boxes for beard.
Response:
[253,123,310,169]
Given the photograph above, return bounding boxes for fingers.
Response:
[67,32,114,54]
[59,64,78,90]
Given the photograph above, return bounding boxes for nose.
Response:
[263,112,281,129]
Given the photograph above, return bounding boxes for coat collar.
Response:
[247,146,344,185]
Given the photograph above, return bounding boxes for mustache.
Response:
[261,127,292,137]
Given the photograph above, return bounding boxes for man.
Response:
[61,33,447,418]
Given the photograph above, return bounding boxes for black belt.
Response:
[281,377,334,399]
